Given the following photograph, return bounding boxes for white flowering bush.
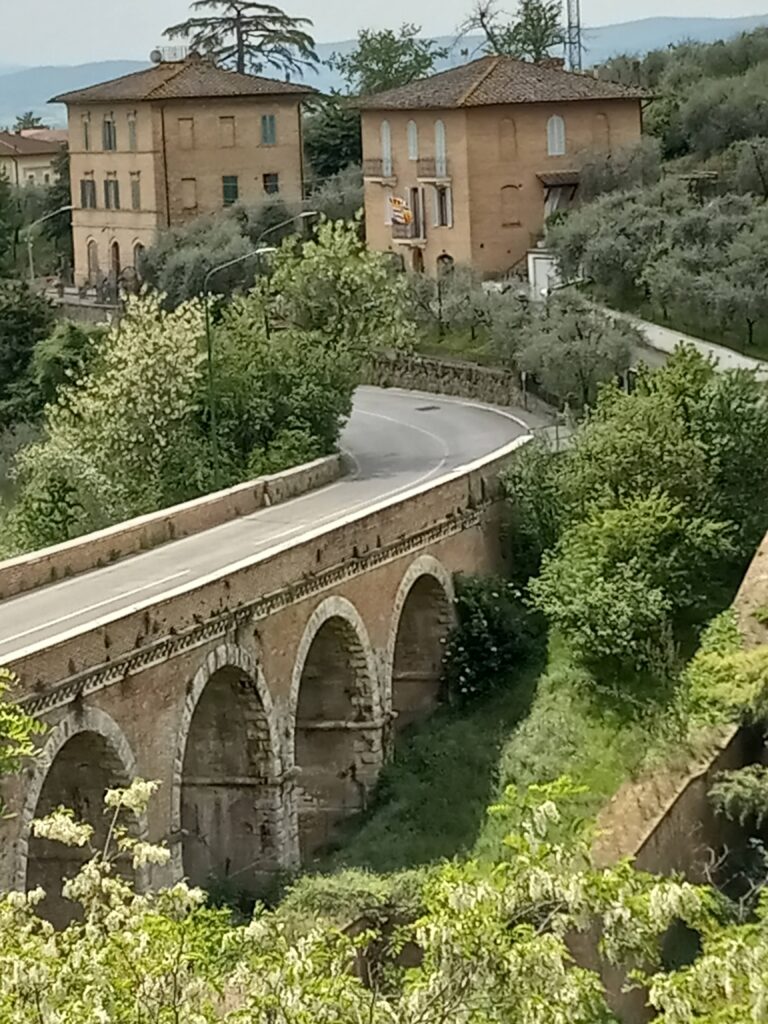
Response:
[3,772,766,1022]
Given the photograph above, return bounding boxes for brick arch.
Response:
[287,596,383,862]
[171,641,286,890]
[14,707,144,916]
[386,555,456,733]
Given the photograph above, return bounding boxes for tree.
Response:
[514,298,637,408]
[41,149,74,273]
[463,0,565,62]
[303,100,362,180]
[577,137,662,202]
[329,24,448,96]
[13,111,44,131]
[164,0,317,77]
[0,667,43,817]
[0,280,55,428]
[529,493,732,674]
[9,774,768,1022]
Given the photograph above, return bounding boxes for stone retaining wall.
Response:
[369,352,524,408]
[0,455,342,602]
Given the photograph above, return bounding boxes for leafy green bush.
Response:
[442,574,545,705]
[529,493,732,675]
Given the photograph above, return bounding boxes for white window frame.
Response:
[547,115,566,157]
[435,119,447,177]
[432,184,453,228]
[381,120,392,177]
[407,120,419,161]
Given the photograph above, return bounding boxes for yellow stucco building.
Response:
[0,132,63,187]
[52,54,314,287]
[358,55,645,276]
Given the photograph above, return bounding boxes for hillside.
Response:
[2,14,768,127]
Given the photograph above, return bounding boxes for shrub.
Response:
[442,574,545,705]
[529,493,733,676]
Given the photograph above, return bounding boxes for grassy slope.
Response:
[312,639,681,877]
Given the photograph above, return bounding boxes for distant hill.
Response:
[3,15,768,127]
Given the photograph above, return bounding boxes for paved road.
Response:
[0,387,531,664]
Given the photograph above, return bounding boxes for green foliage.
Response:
[0,668,44,816]
[464,0,564,61]
[164,0,317,76]
[0,279,55,427]
[28,321,103,410]
[40,150,74,272]
[577,137,662,201]
[330,24,448,95]
[529,493,732,674]
[443,574,545,704]
[6,224,410,554]
[303,101,362,180]
[599,27,768,160]
[513,295,636,408]
[710,765,768,828]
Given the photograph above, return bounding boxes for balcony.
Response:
[392,221,425,244]
[417,157,451,182]
[363,158,396,182]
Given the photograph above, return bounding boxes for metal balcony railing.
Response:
[417,157,450,180]
[363,158,395,179]
[391,221,423,241]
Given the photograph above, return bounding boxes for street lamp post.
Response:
[24,204,74,284]
[201,210,318,490]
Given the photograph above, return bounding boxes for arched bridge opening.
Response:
[179,648,283,899]
[292,600,383,862]
[23,711,139,927]
[390,559,456,733]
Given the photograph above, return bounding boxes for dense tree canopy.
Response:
[164,0,317,76]
[4,222,413,554]
[462,0,564,62]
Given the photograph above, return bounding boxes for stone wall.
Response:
[368,352,524,408]
[0,455,341,602]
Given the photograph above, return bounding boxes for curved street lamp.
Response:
[23,204,74,284]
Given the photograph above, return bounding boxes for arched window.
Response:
[435,119,447,177]
[381,120,392,177]
[110,240,121,278]
[500,117,517,162]
[86,239,99,283]
[592,112,610,149]
[547,114,566,156]
[501,184,521,225]
[407,120,419,161]
[133,241,146,272]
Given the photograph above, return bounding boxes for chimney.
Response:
[537,57,566,70]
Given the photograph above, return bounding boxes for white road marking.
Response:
[1,571,190,645]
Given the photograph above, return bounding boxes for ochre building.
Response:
[358,55,644,276]
[52,55,314,287]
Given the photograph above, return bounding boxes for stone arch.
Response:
[386,555,456,734]
[172,641,285,895]
[15,707,142,924]
[86,237,99,283]
[288,597,383,861]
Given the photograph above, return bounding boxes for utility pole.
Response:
[565,0,582,71]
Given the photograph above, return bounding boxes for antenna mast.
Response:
[565,0,582,71]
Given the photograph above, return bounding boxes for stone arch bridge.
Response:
[0,388,530,918]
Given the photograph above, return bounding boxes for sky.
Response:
[0,0,766,65]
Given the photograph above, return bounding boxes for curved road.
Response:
[0,387,531,664]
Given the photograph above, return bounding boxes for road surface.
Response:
[0,387,531,663]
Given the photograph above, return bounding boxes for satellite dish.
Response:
[150,49,163,64]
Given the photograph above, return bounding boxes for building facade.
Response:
[358,56,644,276]
[0,132,63,187]
[52,55,313,287]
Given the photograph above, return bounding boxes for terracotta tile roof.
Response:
[50,55,315,104]
[0,131,63,156]
[537,170,581,186]
[356,55,646,110]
